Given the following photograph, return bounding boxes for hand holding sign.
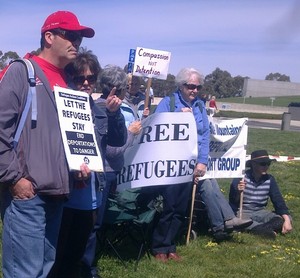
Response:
[181,107,193,113]
[194,163,207,178]
[74,163,91,181]
[128,120,142,135]
[142,107,150,118]
[106,87,122,113]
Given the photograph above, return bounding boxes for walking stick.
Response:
[239,190,244,219]
[186,181,197,245]
[239,177,244,219]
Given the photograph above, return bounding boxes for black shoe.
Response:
[213,230,233,242]
[250,224,276,240]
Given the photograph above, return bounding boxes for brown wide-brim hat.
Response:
[246,149,276,167]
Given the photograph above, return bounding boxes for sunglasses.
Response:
[184,83,202,91]
[52,29,83,43]
[73,75,97,85]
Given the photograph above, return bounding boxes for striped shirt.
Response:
[229,170,289,216]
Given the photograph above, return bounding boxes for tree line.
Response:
[0,50,291,99]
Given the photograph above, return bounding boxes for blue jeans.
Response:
[241,209,278,230]
[151,183,192,254]
[81,171,117,275]
[198,179,235,232]
[2,194,64,278]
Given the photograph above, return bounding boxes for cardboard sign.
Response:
[132,47,171,80]
[54,86,103,172]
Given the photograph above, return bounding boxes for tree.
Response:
[0,51,20,70]
[232,75,246,96]
[265,73,290,82]
[151,73,176,97]
[203,68,234,98]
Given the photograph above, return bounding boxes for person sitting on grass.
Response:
[229,149,293,239]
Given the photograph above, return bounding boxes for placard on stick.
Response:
[132,47,171,80]
[54,86,103,172]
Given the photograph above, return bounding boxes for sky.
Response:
[1,0,300,82]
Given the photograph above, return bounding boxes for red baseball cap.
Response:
[41,11,95,38]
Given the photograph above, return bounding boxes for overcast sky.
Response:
[1,0,300,82]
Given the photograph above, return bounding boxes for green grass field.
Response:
[94,128,300,278]
[1,129,299,278]
[153,95,300,120]
[221,95,300,107]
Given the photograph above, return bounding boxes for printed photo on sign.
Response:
[54,86,103,172]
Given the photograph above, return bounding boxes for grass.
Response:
[151,94,299,119]
[220,95,300,107]
[93,128,300,278]
[216,110,283,120]
[1,129,300,278]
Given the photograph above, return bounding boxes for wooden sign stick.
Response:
[144,78,152,109]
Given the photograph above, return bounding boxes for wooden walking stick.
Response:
[239,190,244,219]
[239,177,245,219]
[186,181,197,245]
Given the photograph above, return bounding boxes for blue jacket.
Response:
[155,90,210,165]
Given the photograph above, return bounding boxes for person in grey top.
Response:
[0,11,94,277]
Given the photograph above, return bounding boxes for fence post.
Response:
[281,112,291,131]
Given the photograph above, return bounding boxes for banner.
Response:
[54,86,103,172]
[116,113,248,191]
[205,117,248,179]
[132,47,171,80]
[116,112,198,191]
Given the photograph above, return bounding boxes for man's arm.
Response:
[0,63,28,186]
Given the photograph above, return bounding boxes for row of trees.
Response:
[0,50,291,99]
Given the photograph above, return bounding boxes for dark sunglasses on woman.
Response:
[73,75,97,85]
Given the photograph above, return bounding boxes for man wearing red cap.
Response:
[0,11,95,277]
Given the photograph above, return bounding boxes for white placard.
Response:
[117,112,198,191]
[116,114,248,191]
[132,47,171,80]
[54,86,103,172]
[204,117,248,179]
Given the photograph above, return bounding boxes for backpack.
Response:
[7,59,37,149]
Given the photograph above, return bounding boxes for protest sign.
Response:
[132,47,171,80]
[117,113,248,191]
[117,112,198,191]
[54,86,103,172]
[204,117,248,179]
